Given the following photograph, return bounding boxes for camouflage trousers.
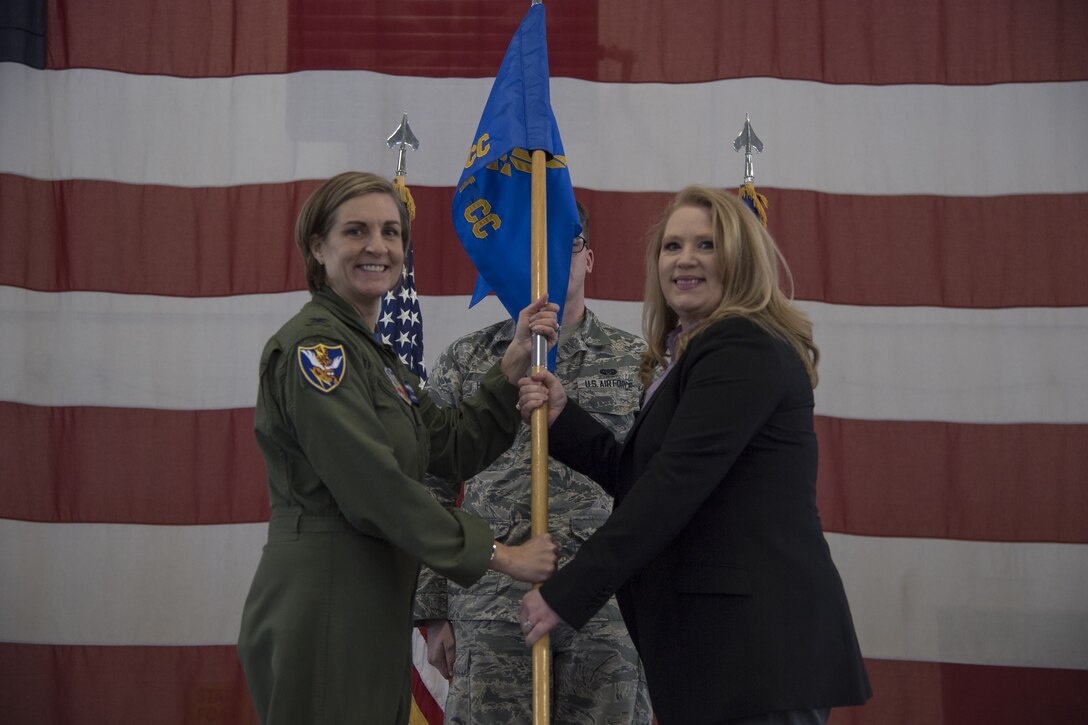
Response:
[444,619,652,725]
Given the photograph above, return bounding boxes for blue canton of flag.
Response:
[378,245,427,384]
[451,2,579,370]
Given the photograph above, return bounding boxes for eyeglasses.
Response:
[573,235,589,253]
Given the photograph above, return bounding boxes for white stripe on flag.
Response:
[2,519,1085,670]
[412,628,449,708]
[829,532,1088,670]
[3,287,1086,424]
[2,64,1086,195]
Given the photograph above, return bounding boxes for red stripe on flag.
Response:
[830,658,1088,725]
[46,0,1088,84]
[4,176,1088,308]
[3,403,1085,543]
[0,403,268,525]
[815,417,1088,544]
[0,175,316,297]
[0,642,259,725]
[577,187,1088,308]
[410,628,445,725]
[3,643,1085,725]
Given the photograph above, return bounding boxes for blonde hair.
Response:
[295,172,411,293]
[639,185,819,388]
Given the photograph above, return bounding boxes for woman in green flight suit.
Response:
[238,172,559,724]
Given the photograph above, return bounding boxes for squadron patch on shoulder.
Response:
[298,343,346,393]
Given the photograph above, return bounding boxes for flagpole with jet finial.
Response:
[734,113,769,226]
[387,111,420,221]
[383,112,427,382]
[527,2,553,723]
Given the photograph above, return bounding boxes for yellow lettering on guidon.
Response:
[464,199,501,239]
[464,133,491,168]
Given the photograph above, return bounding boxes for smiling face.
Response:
[657,204,725,330]
[310,192,405,327]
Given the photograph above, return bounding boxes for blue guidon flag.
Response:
[451,2,579,369]
[297,343,345,393]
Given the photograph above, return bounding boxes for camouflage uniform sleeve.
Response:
[420,345,466,504]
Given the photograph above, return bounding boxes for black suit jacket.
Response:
[540,316,871,723]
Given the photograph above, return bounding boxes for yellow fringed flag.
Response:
[734,114,768,226]
[393,175,417,222]
[379,117,427,380]
[738,179,769,227]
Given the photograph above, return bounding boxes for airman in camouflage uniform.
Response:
[416,204,653,724]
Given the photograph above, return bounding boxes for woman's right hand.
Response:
[517,370,567,426]
[423,619,456,680]
[519,588,564,647]
[489,534,557,583]
[499,295,560,384]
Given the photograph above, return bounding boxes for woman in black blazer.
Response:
[517,186,871,724]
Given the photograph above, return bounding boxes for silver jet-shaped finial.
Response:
[386,112,420,178]
[733,113,763,183]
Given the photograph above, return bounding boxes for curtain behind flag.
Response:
[3,2,1087,723]
[451,2,579,364]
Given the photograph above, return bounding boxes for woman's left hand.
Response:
[519,588,564,646]
[517,369,567,426]
[500,295,560,384]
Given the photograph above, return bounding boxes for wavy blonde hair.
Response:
[639,185,819,388]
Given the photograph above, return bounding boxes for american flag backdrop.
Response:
[1,1,1087,723]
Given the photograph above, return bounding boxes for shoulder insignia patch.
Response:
[297,343,346,393]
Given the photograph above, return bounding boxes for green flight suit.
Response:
[238,286,521,724]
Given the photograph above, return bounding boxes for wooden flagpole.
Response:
[529,148,551,724]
